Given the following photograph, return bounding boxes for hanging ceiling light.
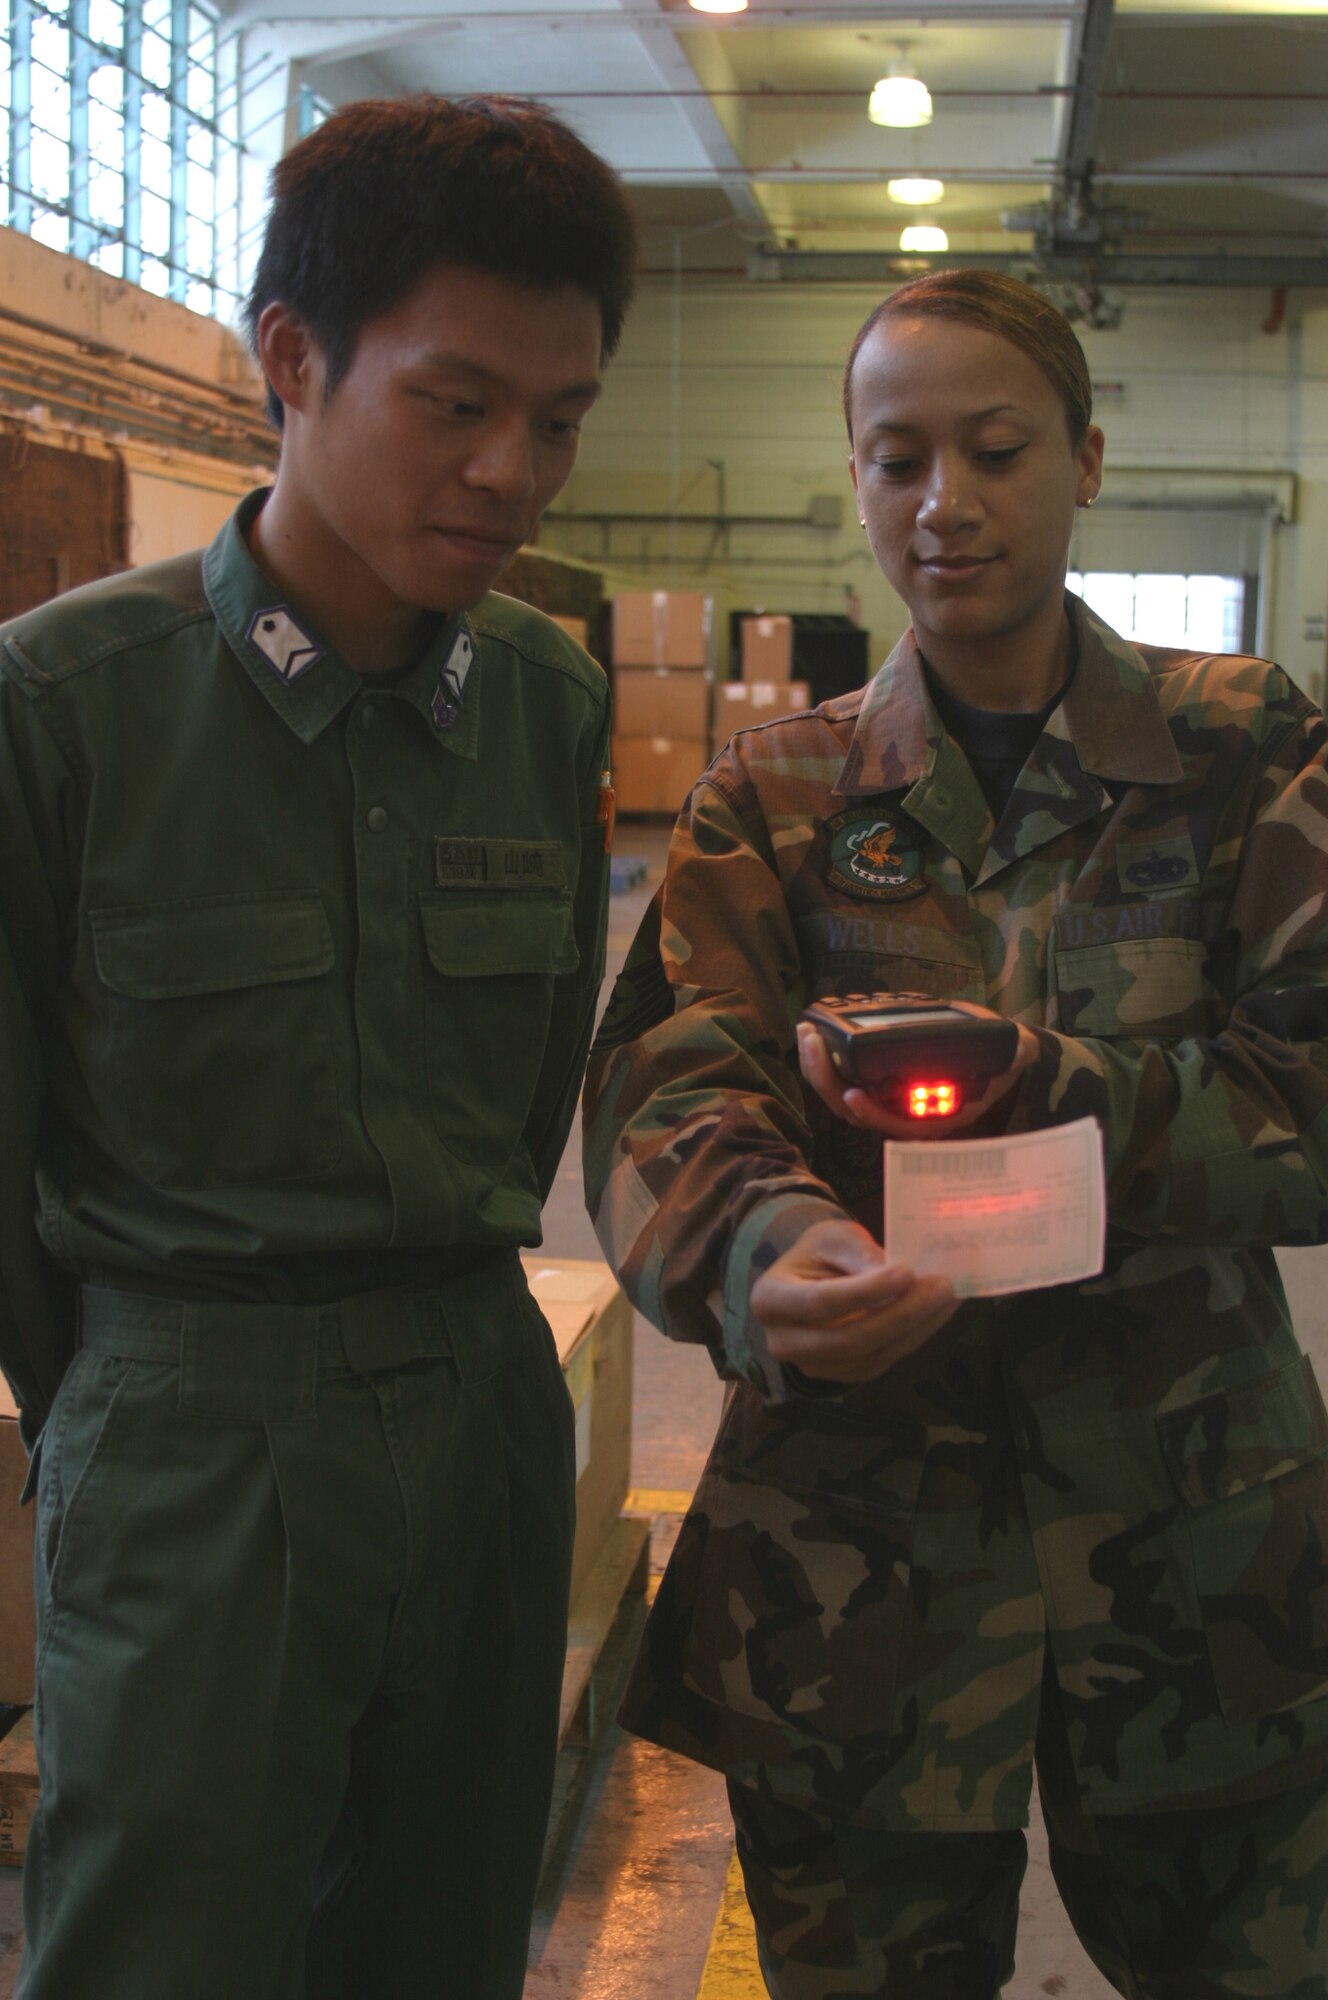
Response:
[887,177,945,206]
[688,0,748,11]
[900,225,948,252]
[868,62,933,129]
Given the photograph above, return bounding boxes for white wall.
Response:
[0,225,260,392]
[546,278,1328,699]
[124,458,257,567]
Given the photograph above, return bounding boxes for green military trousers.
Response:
[19,1255,575,2000]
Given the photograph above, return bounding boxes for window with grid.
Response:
[0,0,241,317]
[1066,573,1246,654]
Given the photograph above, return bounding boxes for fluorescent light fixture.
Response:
[688,0,748,11]
[900,225,948,252]
[887,177,945,206]
[868,74,933,128]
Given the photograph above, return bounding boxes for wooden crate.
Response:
[522,1254,635,1610]
[0,1711,38,1867]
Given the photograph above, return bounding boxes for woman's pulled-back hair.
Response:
[244,94,638,428]
[843,269,1092,444]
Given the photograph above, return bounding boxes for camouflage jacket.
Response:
[584,596,1328,1829]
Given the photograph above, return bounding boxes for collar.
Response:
[833,594,1184,881]
[835,592,1183,802]
[202,490,481,757]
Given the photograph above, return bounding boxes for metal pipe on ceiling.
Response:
[749,249,1328,285]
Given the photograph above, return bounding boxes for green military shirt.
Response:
[585,595,1328,1828]
[0,491,611,1439]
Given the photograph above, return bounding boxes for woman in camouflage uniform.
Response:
[584,272,1328,1997]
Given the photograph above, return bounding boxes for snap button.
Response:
[367,806,388,832]
[360,704,376,728]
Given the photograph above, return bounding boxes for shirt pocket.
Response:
[90,892,341,1190]
[418,887,578,1179]
[1055,937,1211,1039]
[1156,1355,1328,1727]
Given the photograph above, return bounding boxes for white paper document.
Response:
[884,1116,1106,1297]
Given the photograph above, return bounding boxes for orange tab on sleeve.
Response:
[596,770,616,854]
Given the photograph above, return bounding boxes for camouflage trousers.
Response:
[728,1765,1328,1999]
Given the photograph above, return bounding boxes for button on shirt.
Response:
[0,490,611,1431]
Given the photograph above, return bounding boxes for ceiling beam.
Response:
[610,0,768,235]
[223,4,1080,27]
[1061,0,1115,183]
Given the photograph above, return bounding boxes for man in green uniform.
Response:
[585,274,1328,1995]
[0,94,634,1998]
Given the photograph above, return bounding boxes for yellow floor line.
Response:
[624,1487,694,1515]
[697,1850,765,1999]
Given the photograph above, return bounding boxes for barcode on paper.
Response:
[900,1147,1007,1177]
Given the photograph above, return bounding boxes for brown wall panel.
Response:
[0,429,128,621]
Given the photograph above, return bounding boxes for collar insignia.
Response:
[432,628,475,731]
[825,806,927,903]
[246,605,324,683]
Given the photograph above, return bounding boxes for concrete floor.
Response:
[2,820,1327,1999]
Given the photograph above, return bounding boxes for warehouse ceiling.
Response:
[223,0,1328,308]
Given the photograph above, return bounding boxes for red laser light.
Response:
[907,1080,961,1119]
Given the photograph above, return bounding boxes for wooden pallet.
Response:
[557,1512,650,1749]
[0,1711,37,1869]
[536,1513,651,1911]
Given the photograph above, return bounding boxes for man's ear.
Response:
[255,303,320,420]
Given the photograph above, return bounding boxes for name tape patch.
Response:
[434,838,565,889]
[1055,898,1222,950]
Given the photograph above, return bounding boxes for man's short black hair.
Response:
[243,94,637,428]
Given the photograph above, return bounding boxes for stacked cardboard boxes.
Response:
[712,679,812,752]
[547,612,591,653]
[611,592,713,815]
[740,614,794,682]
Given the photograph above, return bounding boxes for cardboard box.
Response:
[612,591,712,670]
[613,736,710,816]
[613,667,711,741]
[547,613,590,652]
[0,1376,35,1706]
[712,679,812,752]
[522,1255,633,1609]
[740,614,794,682]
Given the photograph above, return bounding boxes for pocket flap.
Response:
[1057,937,1210,1037]
[419,890,578,978]
[1157,1355,1328,1507]
[91,894,334,998]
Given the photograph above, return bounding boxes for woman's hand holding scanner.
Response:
[750,1218,958,1385]
[797,994,1039,1139]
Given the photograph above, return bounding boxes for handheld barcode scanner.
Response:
[799,992,1019,1119]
